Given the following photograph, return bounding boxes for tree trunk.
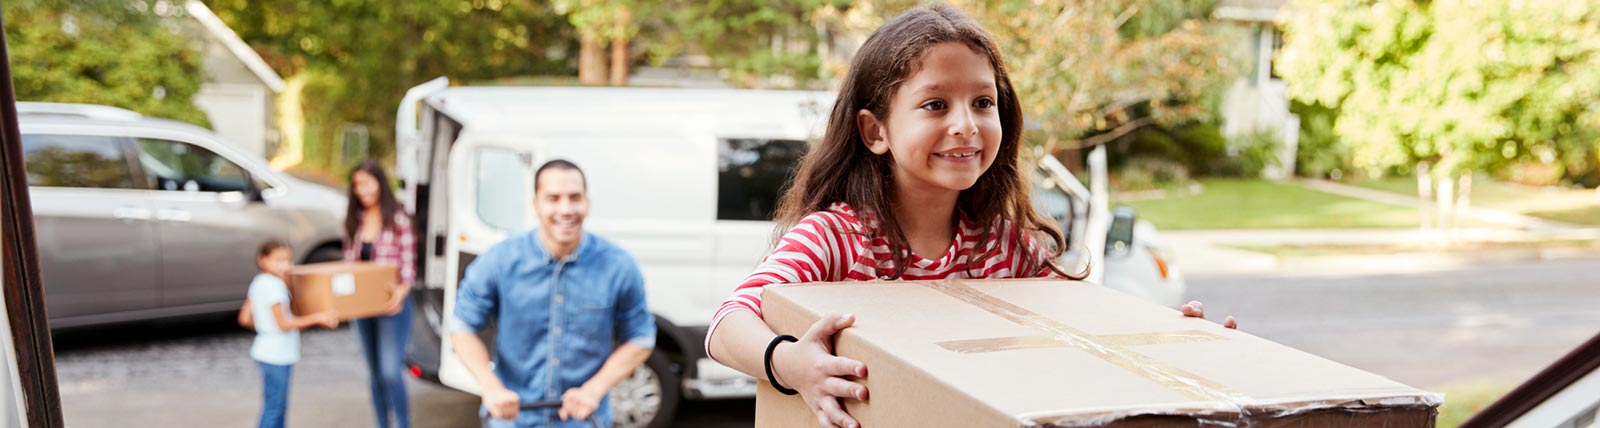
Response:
[1416,161,1434,237]
[608,5,631,86]
[1435,171,1455,243]
[579,33,607,86]
[609,40,629,86]
[1456,174,1472,233]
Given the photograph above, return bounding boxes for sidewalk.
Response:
[1166,228,1600,277]
[1297,179,1584,232]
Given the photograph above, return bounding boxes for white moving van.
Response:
[393,79,1186,428]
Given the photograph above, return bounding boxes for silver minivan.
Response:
[18,102,348,328]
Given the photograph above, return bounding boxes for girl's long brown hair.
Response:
[772,3,1082,280]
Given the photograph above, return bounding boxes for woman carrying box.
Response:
[344,159,417,428]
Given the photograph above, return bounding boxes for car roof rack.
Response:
[15,102,142,121]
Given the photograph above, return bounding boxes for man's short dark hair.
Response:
[534,159,586,193]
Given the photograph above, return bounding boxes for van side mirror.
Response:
[1106,205,1136,257]
[242,172,266,203]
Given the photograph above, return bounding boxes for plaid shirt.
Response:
[343,211,417,288]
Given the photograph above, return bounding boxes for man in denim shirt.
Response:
[450,160,655,428]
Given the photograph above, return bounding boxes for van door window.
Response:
[476,147,529,231]
[135,138,248,192]
[717,138,807,221]
[20,134,138,189]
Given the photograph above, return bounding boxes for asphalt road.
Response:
[52,258,1600,427]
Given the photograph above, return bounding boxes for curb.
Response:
[1264,247,1600,277]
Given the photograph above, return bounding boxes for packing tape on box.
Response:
[935,330,1228,354]
[919,279,1246,404]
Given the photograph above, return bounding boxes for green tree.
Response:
[204,0,575,169]
[1278,0,1600,230]
[643,0,841,88]
[5,0,209,126]
[819,0,1242,151]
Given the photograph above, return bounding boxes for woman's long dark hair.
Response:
[344,159,401,243]
[772,3,1080,280]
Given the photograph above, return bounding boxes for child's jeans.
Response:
[258,361,293,428]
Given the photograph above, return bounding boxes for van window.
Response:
[717,138,807,221]
[20,134,138,189]
[136,138,248,192]
[476,148,528,231]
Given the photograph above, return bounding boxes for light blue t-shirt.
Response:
[249,273,300,365]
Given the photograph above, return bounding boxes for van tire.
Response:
[305,245,344,263]
[612,352,680,428]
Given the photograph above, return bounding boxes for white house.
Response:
[1215,0,1300,178]
[182,0,284,158]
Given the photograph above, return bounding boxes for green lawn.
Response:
[1351,176,1600,226]
[1435,382,1514,428]
[1116,179,1423,230]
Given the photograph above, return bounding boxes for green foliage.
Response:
[5,0,209,126]
[822,0,1242,140]
[1119,0,1221,38]
[1291,101,1350,179]
[1115,157,1191,191]
[1170,122,1231,175]
[1213,129,1282,178]
[1116,121,1229,176]
[204,0,576,166]
[1278,0,1600,182]
[642,0,843,88]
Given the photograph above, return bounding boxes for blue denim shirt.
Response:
[450,230,656,428]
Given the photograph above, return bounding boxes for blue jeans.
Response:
[354,300,413,428]
[258,362,292,428]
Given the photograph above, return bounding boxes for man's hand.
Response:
[483,386,521,421]
[559,384,604,421]
[1181,300,1238,329]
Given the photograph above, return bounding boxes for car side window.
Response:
[20,134,139,189]
[136,138,248,192]
[717,138,808,221]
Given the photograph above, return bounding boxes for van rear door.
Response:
[435,136,530,393]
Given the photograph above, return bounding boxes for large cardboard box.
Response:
[289,262,396,321]
[756,279,1441,427]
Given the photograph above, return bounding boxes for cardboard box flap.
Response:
[760,279,1440,427]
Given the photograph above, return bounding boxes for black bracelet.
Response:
[764,334,800,396]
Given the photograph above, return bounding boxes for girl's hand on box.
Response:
[316,311,340,329]
[1181,300,1238,329]
[773,313,869,428]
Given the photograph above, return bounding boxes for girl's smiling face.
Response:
[858,42,1003,195]
[258,247,293,279]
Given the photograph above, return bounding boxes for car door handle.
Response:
[112,207,153,221]
[155,209,192,222]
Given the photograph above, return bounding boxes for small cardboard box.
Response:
[289,262,396,321]
[756,279,1441,428]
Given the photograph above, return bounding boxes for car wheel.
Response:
[305,245,344,263]
[610,352,679,428]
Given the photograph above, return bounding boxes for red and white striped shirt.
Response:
[707,202,1057,354]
